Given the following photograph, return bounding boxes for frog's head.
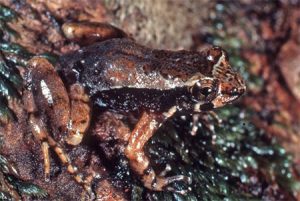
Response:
[187,47,246,112]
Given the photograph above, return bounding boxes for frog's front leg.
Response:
[125,111,191,193]
[190,111,222,136]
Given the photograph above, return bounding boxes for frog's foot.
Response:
[190,114,200,136]
[125,112,191,193]
[159,164,171,177]
[158,164,192,192]
[142,167,191,193]
[190,111,222,136]
[126,149,191,193]
[206,111,222,124]
[29,115,91,191]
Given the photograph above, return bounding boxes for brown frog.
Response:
[23,22,246,194]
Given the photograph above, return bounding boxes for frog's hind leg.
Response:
[124,112,191,194]
[41,142,50,181]
[62,22,129,46]
[29,115,90,191]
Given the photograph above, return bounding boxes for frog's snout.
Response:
[239,85,246,95]
[230,85,246,97]
[210,80,246,109]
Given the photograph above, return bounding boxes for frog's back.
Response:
[58,38,212,96]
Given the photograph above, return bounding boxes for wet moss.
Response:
[0,4,48,199]
[122,106,298,200]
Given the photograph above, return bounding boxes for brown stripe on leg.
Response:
[125,112,154,172]
[41,141,50,181]
[29,115,52,181]
[125,112,191,192]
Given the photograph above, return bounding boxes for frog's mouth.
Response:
[211,85,246,108]
[195,94,239,112]
[211,94,240,108]
[193,92,241,112]
[192,83,245,112]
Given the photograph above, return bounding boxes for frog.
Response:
[57,22,246,193]
[22,22,246,194]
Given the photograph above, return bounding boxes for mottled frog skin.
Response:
[57,33,246,193]
[23,22,246,194]
[58,38,245,113]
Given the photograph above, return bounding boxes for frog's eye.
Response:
[199,87,213,96]
[192,86,211,97]
[191,82,217,102]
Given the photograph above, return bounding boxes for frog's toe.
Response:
[147,174,191,193]
[159,164,172,177]
[165,186,190,195]
[163,175,192,194]
[164,175,191,185]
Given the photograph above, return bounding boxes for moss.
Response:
[119,105,298,200]
[0,4,47,199]
[0,5,27,121]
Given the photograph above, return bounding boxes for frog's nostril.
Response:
[240,85,246,94]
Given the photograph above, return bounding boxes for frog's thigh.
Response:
[125,112,188,192]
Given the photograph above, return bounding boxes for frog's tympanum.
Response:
[23,22,246,194]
